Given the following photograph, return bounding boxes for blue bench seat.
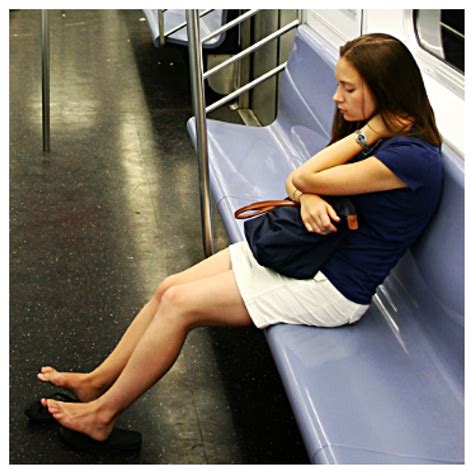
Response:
[188,119,329,243]
[187,25,464,464]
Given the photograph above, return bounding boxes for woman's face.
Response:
[333,56,377,122]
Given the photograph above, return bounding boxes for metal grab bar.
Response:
[41,9,50,152]
[186,10,214,257]
[206,62,287,114]
[187,9,301,255]
[201,9,258,44]
[203,19,300,80]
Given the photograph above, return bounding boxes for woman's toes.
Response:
[43,399,62,416]
[40,398,50,409]
[37,366,63,385]
[40,366,54,375]
[37,366,53,380]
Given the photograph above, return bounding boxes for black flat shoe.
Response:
[24,392,78,424]
[59,426,142,452]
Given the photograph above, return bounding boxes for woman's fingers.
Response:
[300,195,340,234]
[319,203,340,233]
[303,211,337,234]
[327,205,341,223]
[318,213,337,233]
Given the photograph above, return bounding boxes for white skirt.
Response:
[229,240,369,329]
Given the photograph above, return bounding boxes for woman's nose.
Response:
[333,86,343,103]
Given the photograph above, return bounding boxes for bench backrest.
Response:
[276,26,338,162]
[278,25,465,384]
[392,145,464,386]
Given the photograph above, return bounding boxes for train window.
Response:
[414,9,464,73]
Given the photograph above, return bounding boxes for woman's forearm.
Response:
[284,129,366,201]
[291,124,381,194]
[293,124,379,187]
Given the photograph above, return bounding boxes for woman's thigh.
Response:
[162,247,232,289]
[162,269,254,329]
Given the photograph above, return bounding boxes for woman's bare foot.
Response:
[41,398,115,442]
[37,367,106,402]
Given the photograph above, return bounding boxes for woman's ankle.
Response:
[90,397,120,428]
[86,369,115,395]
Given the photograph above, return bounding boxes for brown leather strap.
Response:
[234,199,298,219]
[235,199,359,231]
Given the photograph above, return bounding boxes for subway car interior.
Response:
[9,9,464,465]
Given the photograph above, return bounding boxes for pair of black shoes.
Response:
[24,392,142,452]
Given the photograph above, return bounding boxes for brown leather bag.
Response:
[233,197,359,279]
[235,198,358,230]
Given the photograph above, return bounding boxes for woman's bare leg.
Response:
[37,297,160,402]
[43,269,253,441]
[37,248,233,401]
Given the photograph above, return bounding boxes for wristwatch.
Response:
[355,129,370,154]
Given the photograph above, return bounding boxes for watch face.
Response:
[356,131,371,156]
[357,132,368,147]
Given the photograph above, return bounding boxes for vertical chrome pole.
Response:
[158,10,165,47]
[41,9,50,152]
[297,9,303,24]
[186,9,214,257]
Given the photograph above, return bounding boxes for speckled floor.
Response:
[9,9,308,464]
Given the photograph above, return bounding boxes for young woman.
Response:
[32,33,443,449]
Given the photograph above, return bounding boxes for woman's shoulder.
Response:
[370,133,442,192]
[376,135,442,171]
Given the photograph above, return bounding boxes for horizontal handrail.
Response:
[201,9,259,44]
[203,19,300,80]
[205,62,287,114]
[164,9,214,39]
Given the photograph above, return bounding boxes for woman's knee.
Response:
[155,285,193,329]
[155,275,179,303]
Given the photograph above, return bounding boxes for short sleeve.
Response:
[373,138,434,191]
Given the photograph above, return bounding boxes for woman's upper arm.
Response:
[292,156,407,196]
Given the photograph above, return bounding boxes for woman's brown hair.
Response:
[330,33,442,147]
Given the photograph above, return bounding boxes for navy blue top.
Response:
[321,136,443,304]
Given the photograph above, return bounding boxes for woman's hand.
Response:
[300,194,341,235]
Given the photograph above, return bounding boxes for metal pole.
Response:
[297,9,303,24]
[186,9,214,257]
[158,10,165,47]
[41,9,50,152]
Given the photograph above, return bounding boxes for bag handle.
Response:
[235,198,359,230]
[234,200,297,219]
